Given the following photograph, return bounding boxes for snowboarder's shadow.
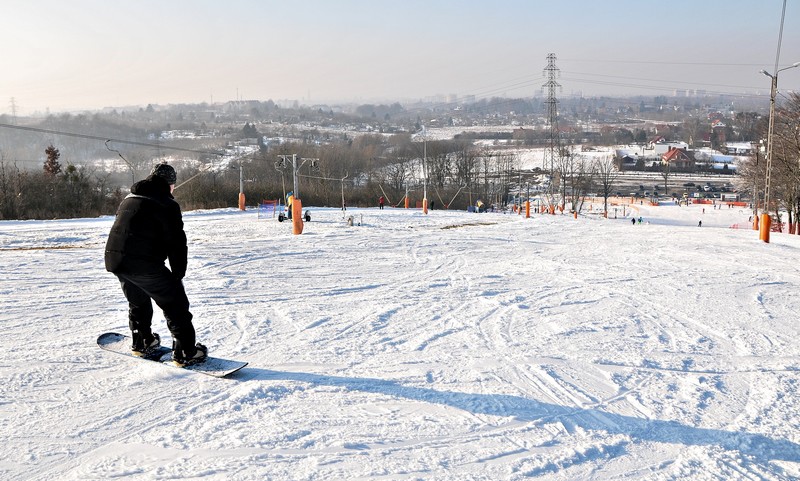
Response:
[234,368,800,463]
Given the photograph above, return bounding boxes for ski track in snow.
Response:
[2,203,800,480]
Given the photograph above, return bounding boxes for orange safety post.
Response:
[238,192,246,211]
[423,198,428,215]
[759,213,771,243]
[753,215,759,230]
[573,211,577,219]
[292,198,304,235]
[525,201,530,218]
[404,196,409,209]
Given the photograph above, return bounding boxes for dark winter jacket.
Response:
[104,175,188,279]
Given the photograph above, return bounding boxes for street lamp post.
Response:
[759,61,800,243]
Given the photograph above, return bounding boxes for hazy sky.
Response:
[2,0,799,114]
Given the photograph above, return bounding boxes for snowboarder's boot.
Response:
[172,342,208,367]
[131,332,161,357]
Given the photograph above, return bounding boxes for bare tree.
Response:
[0,156,23,219]
[594,154,619,217]
[452,141,479,188]
[660,159,671,196]
[681,117,704,147]
[767,93,800,232]
[562,149,593,213]
[740,93,800,232]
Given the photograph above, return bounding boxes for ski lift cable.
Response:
[0,122,226,157]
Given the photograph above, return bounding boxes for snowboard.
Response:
[97,332,247,378]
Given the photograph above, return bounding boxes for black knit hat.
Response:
[150,163,177,185]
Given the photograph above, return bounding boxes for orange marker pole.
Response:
[525,201,530,218]
[759,213,771,243]
[292,198,304,235]
[238,192,246,211]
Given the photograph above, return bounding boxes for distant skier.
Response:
[104,163,208,366]
[698,220,702,227]
[379,196,385,210]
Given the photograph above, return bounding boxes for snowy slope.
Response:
[2,200,800,480]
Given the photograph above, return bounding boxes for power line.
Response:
[0,122,225,157]
[560,76,767,99]
[560,58,771,67]
[561,70,765,94]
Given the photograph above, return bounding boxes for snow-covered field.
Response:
[2,199,800,480]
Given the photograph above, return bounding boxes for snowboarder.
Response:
[379,196,385,210]
[631,218,636,225]
[104,163,208,366]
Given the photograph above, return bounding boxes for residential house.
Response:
[661,146,695,170]
[653,140,689,155]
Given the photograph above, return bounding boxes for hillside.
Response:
[2,201,799,480]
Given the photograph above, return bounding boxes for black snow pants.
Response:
[115,267,196,355]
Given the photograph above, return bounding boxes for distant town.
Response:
[0,89,794,221]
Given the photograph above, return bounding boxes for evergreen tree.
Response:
[242,122,259,138]
[44,145,62,176]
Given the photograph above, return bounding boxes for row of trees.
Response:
[176,135,524,212]
[0,146,123,220]
[0,132,644,220]
[0,134,528,219]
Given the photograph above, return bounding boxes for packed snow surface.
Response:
[2,199,800,480]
